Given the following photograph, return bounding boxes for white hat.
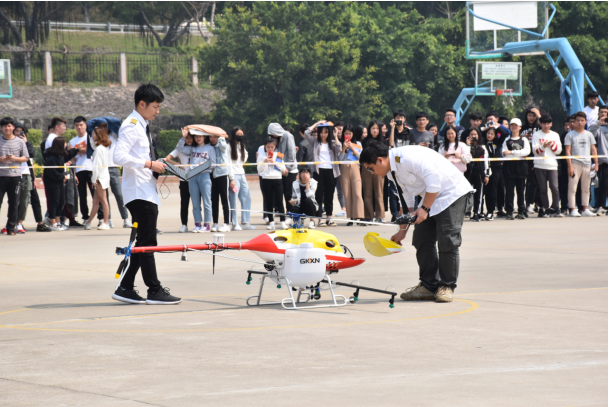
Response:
[510,118,522,126]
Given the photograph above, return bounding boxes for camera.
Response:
[394,120,403,126]
[486,121,494,127]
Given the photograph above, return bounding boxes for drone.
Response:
[114,211,417,310]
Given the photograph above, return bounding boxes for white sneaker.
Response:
[179,225,188,233]
[241,223,256,230]
[62,219,69,227]
[43,217,52,227]
[84,222,91,230]
[526,204,535,213]
[335,210,346,217]
[280,221,288,230]
[581,209,596,217]
[60,224,69,231]
[211,223,219,232]
[52,224,63,231]
[108,220,114,228]
[594,207,606,215]
[266,222,275,230]
[192,226,202,233]
[123,219,133,228]
[232,223,242,231]
[309,220,316,229]
[264,217,269,225]
[98,222,110,230]
[569,209,581,217]
[218,224,230,232]
[97,221,102,227]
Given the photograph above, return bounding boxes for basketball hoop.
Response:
[495,89,503,96]
[501,89,514,107]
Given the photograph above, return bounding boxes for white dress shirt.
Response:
[69,134,93,173]
[388,146,474,216]
[113,110,160,206]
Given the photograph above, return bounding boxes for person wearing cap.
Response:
[359,140,474,303]
[502,118,531,220]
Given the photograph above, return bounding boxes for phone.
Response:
[267,151,273,159]
[487,121,495,127]
[395,120,403,126]
[345,134,351,143]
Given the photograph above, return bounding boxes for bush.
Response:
[33,164,43,178]
[158,130,181,159]
[28,129,43,147]
[63,129,78,141]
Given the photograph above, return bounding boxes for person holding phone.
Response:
[257,137,287,230]
[289,167,318,228]
[590,105,607,215]
[437,125,471,173]
[338,124,364,225]
[521,107,542,214]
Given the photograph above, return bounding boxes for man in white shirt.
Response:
[70,116,95,225]
[44,117,67,150]
[360,141,474,303]
[583,91,600,127]
[531,114,562,217]
[112,84,181,305]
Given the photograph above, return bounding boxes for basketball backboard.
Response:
[475,62,522,96]
[0,59,12,98]
[466,1,550,59]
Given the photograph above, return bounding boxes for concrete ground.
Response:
[0,181,607,406]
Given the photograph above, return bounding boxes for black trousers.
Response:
[313,168,337,217]
[484,168,503,214]
[76,170,96,220]
[496,166,505,211]
[534,168,559,211]
[282,172,297,213]
[599,163,608,209]
[412,192,472,292]
[211,175,230,224]
[30,185,43,223]
[179,180,191,226]
[558,161,569,211]
[468,167,484,214]
[505,177,526,213]
[122,200,162,293]
[47,184,65,219]
[0,176,21,231]
[260,178,285,222]
[293,196,317,217]
[525,168,542,207]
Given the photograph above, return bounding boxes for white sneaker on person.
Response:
[581,209,596,217]
[335,210,346,217]
[211,223,219,232]
[108,220,114,228]
[309,220,316,229]
[192,226,201,233]
[98,222,110,230]
[123,219,133,228]
[594,207,606,215]
[60,224,69,231]
[317,219,326,227]
[266,222,275,230]
[52,224,63,231]
[280,221,288,230]
[43,217,52,227]
[526,204,535,213]
[62,219,69,227]
[97,220,102,227]
[179,225,188,233]
[569,209,581,217]
[232,223,242,231]
[218,224,230,232]
[17,224,26,234]
[84,222,91,230]
[241,223,256,230]
[264,217,269,225]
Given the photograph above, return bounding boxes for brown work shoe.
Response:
[400,283,435,301]
[435,287,453,303]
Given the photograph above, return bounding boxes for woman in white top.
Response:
[86,123,111,230]
[437,126,472,173]
[228,126,255,231]
[257,137,287,230]
[165,132,194,233]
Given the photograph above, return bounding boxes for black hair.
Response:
[498,115,509,125]
[134,83,164,108]
[393,109,407,119]
[426,123,438,130]
[0,117,15,127]
[574,111,587,120]
[353,125,365,143]
[367,120,381,140]
[47,136,68,156]
[599,105,608,111]
[264,136,277,147]
[587,91,599,100]
[14,122,28,134]
[415,112,428,120]
[463,127,482,146]
[539,114,552,124]
[359,140,389,165]
[445,108,457,115]
[282,124,292,134]
[229,126,246,161]
[298,166,311,175]
[74,116,86,124]
[469,112,482,121]
[485,111,499,119]
[50,117,66,130]
[563,117,571,124]
[568,115,576,121]
[483,126,497,140]
[340,124,355,143]
[299,123,310,134]
[441,125,459,151]
[334,120,345,127]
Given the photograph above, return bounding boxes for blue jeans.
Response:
[229,174,251,224]
[189,172,212,224]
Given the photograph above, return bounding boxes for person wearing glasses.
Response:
[437,108,465,147]
[359,140,473,303]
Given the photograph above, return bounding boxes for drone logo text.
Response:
[300,258,321,264]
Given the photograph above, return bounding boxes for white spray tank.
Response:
[279,243,326,287]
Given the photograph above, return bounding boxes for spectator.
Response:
[289,167,318,229]
[268,122,298,214]
[388,109,410,148]
[104,124,131,229]
[480,111,511,144]
[558,116,575,215]
[438,108,465,146]
[303,121,341,226]
[361,120,386,222]
[13,123,36,233]
[502,118,531,220]
[406,112,434,149]
[84,124,112,230]
[69,116,93,227]
[210,131,234,233]
[257,137,287,230]
[564,111,599,217]
[0,117,30,235]
[43,137,80,231]
[464,112,483,135]
[165,132,193,232]
[338,124,364,226]
[532,114,562,218]
[480,111,511,217]
[228,126,255,230]
[590,105,607,214]
[498,116,510,128]
[437,125,471,174]
[427,123,439,149]
[583,91,600,127]
[482,127,504,221]
[296,123,313,172]
[521,107,542,215]
[177,127,216,233]
[44,117,67,151]
[463,128,490,221]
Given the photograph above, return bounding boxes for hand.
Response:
[390,229,407,246]
[503,150,512,156]
[91,182,97,190]
[444,153,452,159]
[390,119,396,128]
[6,154,14,161]
[0,156,5,163]
[75,176,79,186]
[282,169,288,176]
[181,128,189,138]
[295,146,299,153]
[149,160,166,173]
[263,157,273,163]
[454,152,461,159]
[531,108,541,118]
[466,136,472,145]
[413,207,428,224]
[305,182,310,190]
[595,163,599,172]
[568,165,574,177]
[419,142,428,147]
[289,199,296,205]
[229,179,236,189]
[484,177,489,186]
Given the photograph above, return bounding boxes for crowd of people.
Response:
[0,90,606,236]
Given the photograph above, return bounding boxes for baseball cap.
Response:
[509,118,522,126]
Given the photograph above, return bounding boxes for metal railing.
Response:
[10,20,214,35]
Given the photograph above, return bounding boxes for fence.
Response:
[10,20,213,36]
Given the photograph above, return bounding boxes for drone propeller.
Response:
[230,209,416,227]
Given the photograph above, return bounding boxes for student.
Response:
[564,111,599,217]
[0,117,30,235]
[558,116,574,215]
[289,167,318,229]
[406,112,434,149]
[531,114,562,217]
[583,91,600,127]
[388,109,410,148]
[69,116,94,226]
[303,121,342,226]
[502,119,531,220]
[257,137,287,230]
[209,131,234,233]
[482,127,503,221]
[481,111,511,217]
[463,128,490,221]
[12,123,36,233]
[360,120,385,222]
[228,126,255,230]
[590,105,607,214]
[427,123,439,150]
[44,117,67,151]
[437,125,471,174]
[105,125,130,229]
[84,124,112,230]
[43,137,80,231]
[268,122,298,213]
[177,127,216,233]
[438,108,465,146]
[479,111,511,144]
[521,107,542,214]
[338,124,364,225]
[165,132,193,232]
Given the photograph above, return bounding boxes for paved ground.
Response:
[0,182,607,406]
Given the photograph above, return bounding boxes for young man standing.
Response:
[565,112,599,217]
[531,114,562,217]
[558,117,573,215]
[44,117,67,150]
[112,84,181,305]
[70,116,94,226]
[591,105,607,214]
[268,123,298,213]
[583,91,600,127]
[406,112,434,149]
[0,117,30,235]
[438,108,465,146]
[388,109,411,148]
[502,118,531,220]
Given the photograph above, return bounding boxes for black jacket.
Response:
[43,149,78,187]
[24,140,36,179]
[502,138,529,178]
[484,140,503,169]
